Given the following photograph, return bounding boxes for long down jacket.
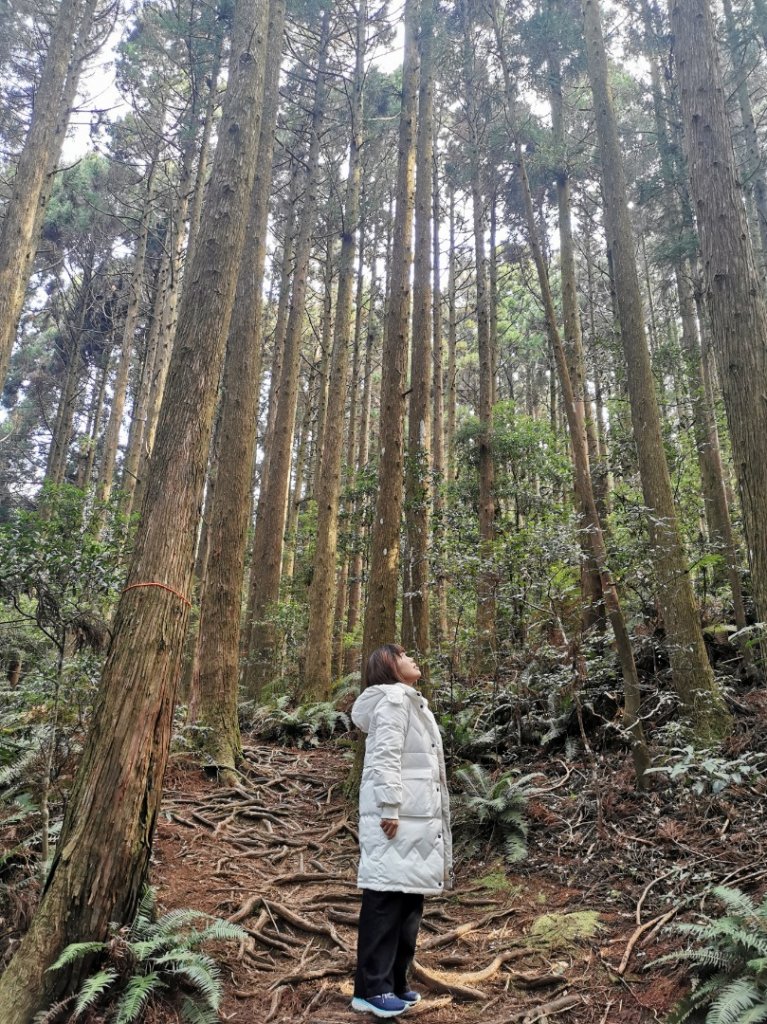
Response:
[351,681,452,895]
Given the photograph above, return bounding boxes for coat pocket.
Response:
[400,769,440,818]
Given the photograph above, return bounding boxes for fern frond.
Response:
[47,942,106,972]
[179,995,219,1024]
[113,972,166,1024]
[504,835,528,863]
[707,976,761,1024]
[32,995,76,1024]
[739,1003,767,1024]
[712,888,760,920]
[73,968,119,1017]
[130,886,158,939]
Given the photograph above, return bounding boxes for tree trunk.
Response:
[432,122,449,650]
[303,0,366,700]
[446,187,458,485]
[246,9,331,697]
[98,160,157,503]
[192,0,284,773]
[721,0,767,266]
[45,253,94,486]
[671,0,767,651]
[0,0,99,390]
[0,0,269,1016]
[581,0,731,741]
[345,219,380,675]
[547,22,606,631]
[462,0,496,668]
[361,0,420,677]
[403,0,434,684]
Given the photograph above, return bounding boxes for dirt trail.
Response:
[151,742,696,1024]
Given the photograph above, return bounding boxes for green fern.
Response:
[113,972,165,1024]
[42,885,247,1023]
[654,886,767,1024]
[73,969,119,1016]
[453,764,536,863]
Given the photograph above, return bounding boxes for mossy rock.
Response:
[528,911,602,949]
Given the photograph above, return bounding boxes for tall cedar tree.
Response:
[361,0,421,674]
[303,0,367,700]
[671,0,767,652]
[0,0,269,1015]
[581,0,731,740]
[193,0,287,770]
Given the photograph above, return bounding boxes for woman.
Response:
[350,644,452,1018]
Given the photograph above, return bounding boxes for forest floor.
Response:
[145,693,767,1024]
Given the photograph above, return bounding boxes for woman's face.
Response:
[395,651,421,685]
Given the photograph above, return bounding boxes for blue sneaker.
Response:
[350,992,410,1017]
[397,991,421,1006]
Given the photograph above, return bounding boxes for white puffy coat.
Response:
[351,682,452,895]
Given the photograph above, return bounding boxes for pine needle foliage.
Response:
[654,886,767,1024]
[36,886,247,1024]
[453,763,538,863]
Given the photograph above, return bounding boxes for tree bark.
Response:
[403,0,434,683]
[192,0,283,772]
[98,161,157,503]
[0,1,268,1015]
[303,0,366,700]
[581,0,731,741]
[462,0,496,668]
[245,9,331,697]
[671,0,767,650]
[361,0,420,677]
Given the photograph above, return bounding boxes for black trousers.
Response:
[354,889,425,998]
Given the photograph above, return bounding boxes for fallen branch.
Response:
[618,906,679,975]
[272,871,353,885]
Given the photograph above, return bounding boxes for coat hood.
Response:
[351,682,409,733]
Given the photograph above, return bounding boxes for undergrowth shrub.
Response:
[240,695,350,747]
[654,885,767,1024]
[36,886,247,1024]
[452,763,539,863]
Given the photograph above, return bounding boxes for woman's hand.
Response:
[380,818,399,839]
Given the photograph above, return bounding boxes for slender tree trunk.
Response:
[403,0,434,684]
[98,161,157,502]
[462,0,496,667]
[241,182,299,676]
[361,0,420,675]
[246,10,331,697]
[581,0,731,740]
[185,36,224,274]
[721,0,767,266]
[344,219,379,675]
[446,187,458,485]
[432,123,449,650]
[45,254,94,485]
[0,0,100,390]
[303,0,366,700]
[192,0,284,772]
[0,1,269,1016]
[312,248,335,497]
[671,0,767,653]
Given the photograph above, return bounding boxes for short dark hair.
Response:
[365,643,405,688]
